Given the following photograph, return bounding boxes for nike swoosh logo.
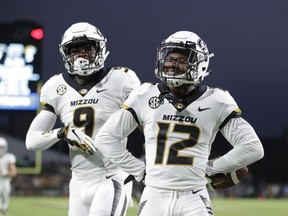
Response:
[96,89,108,93]
[71,130,81,141]
[192,189,203,194]
[212,179,226,186]
[106,174,115,179]
[198,107,211,112]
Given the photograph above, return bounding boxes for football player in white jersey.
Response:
[95,31,264,216]
[25,22,141,216]
[0,137,17,216]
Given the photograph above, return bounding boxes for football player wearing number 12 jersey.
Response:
[95,31,264,216]
[26,22,141,216]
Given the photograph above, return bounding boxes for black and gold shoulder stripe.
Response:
[219,108,242,130]
[121,104,140,124]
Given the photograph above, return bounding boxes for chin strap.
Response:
[158,83,172,104]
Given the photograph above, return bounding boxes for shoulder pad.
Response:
[146,81,157,85]
[112,66,132,73]
[209,86,227,92]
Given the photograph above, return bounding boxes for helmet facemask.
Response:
[155,31,212,88]
[59,22,109,77]
[65,40,99,76]
[156,44,199,87]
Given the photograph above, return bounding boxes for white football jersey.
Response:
[0,153,16,181]
[40,67,140,179]
[122,82,240,190]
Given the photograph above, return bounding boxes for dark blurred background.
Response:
[0,0,287,198]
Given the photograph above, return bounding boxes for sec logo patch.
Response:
[57,84,67,95]
[149,96,161,109]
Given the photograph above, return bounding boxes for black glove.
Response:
[124,175,135,184]
[124,172,146,185]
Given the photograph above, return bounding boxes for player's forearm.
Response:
[95,110,145,180]
[207,118,264,176]
[207,140,263,175]
[100,141,145,181]
[25,110,60,151]
[8,163,17,177]
[96,131,145,180]
[26,129,60,150]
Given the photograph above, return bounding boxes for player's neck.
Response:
[73,73,97,85]
[170,84,195,99]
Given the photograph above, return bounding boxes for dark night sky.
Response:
[1,0,288,138]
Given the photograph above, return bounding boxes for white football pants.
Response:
[138,186,214,216]
[68,171,132,216]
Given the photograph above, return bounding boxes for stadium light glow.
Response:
[30,28,44,40]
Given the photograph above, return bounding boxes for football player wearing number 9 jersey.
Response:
[95,31,264,216]
[25,22,141,216]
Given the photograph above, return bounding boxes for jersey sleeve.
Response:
[216,89,241,129]
[95,108,145,181]
[119,68,141,101]
[206,113,264,176]
[8,153,16,163]
[25,110,60,151]
[121,83,151,125]
[40,78,53,106]
[39,75,60,114]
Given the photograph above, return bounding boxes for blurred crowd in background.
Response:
[10,161,288,199]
